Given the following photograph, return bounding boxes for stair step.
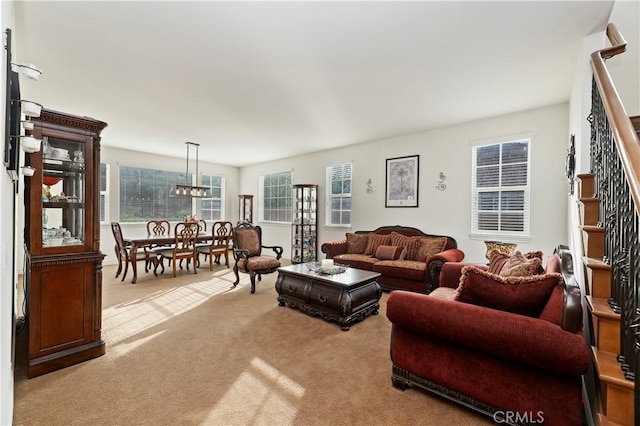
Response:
[587,296,620,354]
[591,347,634,426]
[582,225,605,259]
[583,256,611,298]
[578,173,595,198]
[579,197,600,226]
[597,413,624,426]
[631,115,640,136]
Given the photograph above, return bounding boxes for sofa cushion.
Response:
[346,232,369,254]
[389,232,421,260]
[455,266,561,318]
[333,253,379,270]
[487,250,510,274]
[364,233,391,255]
[500,251,543,277]
[414,236,448,262]
[372,260,426,281]
[429,287,457,301]
[375,245,406,260]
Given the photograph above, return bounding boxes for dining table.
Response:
[123,234,216,283]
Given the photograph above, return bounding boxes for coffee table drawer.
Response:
[308,284,342,312]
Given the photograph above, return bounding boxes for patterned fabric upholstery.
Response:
[235,229,261,256]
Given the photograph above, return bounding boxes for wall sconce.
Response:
[169,141,211,198]
[365,178,373,194]
[436,172,447,191]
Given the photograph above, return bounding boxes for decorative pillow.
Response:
[346,233,369,254]
[364,233,392,255]
[523,251,546,274]
[455,266,561,318]
[413,236,447,262]
[389,232,421,260]
[487,249,510,274]
[500,251,543,277]
[375,245,406,260]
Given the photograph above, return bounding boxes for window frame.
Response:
[470,134,532,241]
[259,171,292,224]
[99,162,109,224]
[199,174,225,221]
[325,162,352,227]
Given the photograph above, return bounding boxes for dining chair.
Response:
[111,222,148,282]
[154,222,200,278]
[232,222,283,294]
[145,219,171,271]
[197,221,233,270]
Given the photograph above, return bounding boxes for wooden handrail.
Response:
[591,23,640,211]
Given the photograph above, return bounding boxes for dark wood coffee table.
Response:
[275,264,382,330]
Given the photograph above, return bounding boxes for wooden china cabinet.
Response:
[238,194,253,224]
[23,109,107,378]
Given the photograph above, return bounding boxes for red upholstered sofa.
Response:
[320,225,464,293]
[386,245,589,426]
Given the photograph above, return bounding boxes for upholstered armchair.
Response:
[232,222,283,294]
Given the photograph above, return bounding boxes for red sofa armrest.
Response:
[321,240,347,259]
[387,291,590,375]
[426,249,465,291]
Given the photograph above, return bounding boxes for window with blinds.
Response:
[99,163,109,223]
[259,171,292,223]
[471,137,530,237]
[200,174,224,221]
[119,166,193,222]
[326,163,352,226]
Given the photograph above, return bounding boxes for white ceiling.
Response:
[13,1,613,167]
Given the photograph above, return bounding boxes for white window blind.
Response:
[471,137,531,238]
[326,163,352,226]
[259,171,292,223]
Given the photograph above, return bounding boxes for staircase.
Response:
[578,23,639,426]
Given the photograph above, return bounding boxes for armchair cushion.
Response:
[375,245,406,260]
[237,256,281,272]
[454,266,560,318]
[234,229,260,256]
[346,232,369,254]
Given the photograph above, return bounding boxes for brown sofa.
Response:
[386,245,589,426]
[320,225,464,293]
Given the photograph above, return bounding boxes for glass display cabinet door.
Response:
[238,194,253,224]
[291,184,318,263]
[41,136,86,249]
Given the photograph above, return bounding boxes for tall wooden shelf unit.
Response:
[291,184,318,263]
[23,109,107,378]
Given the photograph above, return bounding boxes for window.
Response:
[326,163,352,226]
[200,174,224,221]
[471,137,530,238]
[119,166,193,222]
[99,163,109,223]
[259,171,292,223]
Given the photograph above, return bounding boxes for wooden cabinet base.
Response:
[28,340,105,378]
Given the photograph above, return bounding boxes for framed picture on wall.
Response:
[385,155,419,207]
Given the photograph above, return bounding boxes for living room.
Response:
[2,1,640,425]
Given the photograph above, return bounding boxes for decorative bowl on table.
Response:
[306,261,348,275]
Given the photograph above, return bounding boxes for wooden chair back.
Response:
[147,220,171,236]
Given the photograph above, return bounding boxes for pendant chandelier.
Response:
[169,141,211,198]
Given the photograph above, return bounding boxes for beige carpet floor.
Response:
[13,262,493,426]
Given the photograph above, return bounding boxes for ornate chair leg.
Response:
[250,272,257,294]
[233,265,240,286]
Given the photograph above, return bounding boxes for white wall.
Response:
[0,3,16,425]
[240,103,570,264]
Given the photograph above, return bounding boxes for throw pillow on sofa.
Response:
[389,232,421,260]
[454,265,561,318]
[346,232,369,254]
[414,236,448,262]
[500,251,543,277]
[365,233,392,255]
[375,245,406,260]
